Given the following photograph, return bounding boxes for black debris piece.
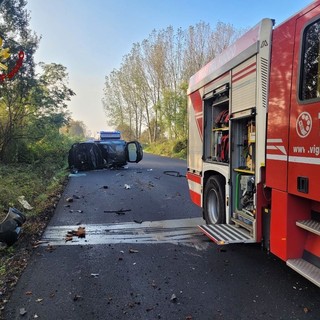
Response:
[163,171,186,178]
[103,209,132,215]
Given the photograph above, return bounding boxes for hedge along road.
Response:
[3,153,320,320]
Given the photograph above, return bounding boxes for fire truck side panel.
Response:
[231,56,257,114]
[186,172,202,207]
[188,89,203,170]
[265,2,320,284]
[305,234,320,256]
[266,18,296,191]
[187,89,204,206]
[203,73,230,96]
[255,20,273,184]
[270,189,312,260]
[287,6,320,202]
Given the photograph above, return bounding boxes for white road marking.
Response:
[41,217,209,250]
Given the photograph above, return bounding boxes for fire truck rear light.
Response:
[297,177,309,194]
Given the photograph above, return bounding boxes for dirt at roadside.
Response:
[0,188,65,319]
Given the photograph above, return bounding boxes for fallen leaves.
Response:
[303,307,310,314]
[76,227,86,237]
[65,235,73,242]
[32,240,49,249]
[45,244,56,252]
[65,227,86,242]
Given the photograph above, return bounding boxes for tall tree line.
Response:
[103,22,244,143]
[0,0,76,163]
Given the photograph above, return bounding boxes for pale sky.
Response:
[25,0,312,137]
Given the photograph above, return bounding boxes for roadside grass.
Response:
[0,162,68,218]
[0,161,69,314]
[143,139,187,159]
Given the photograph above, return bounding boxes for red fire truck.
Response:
[187,1,320,287]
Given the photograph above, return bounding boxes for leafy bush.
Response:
[0,132,75,216]
[144,139,187,159]
[173,139,187,154]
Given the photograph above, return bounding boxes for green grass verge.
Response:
[0,162,69,220]
[143,139,187,159]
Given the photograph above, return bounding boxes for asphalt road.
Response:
[3,153,320,320]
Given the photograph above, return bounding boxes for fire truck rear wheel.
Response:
[203,176,225,224]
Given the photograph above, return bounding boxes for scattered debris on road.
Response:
[91,273,99,278]
[104,209,131,215]
[163,170,185,178]
[19,307,27,316]
[73,294,82,301]
[170,293,177,302]
[65,227,86,242]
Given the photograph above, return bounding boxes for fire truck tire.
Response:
[203,175,225,224]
